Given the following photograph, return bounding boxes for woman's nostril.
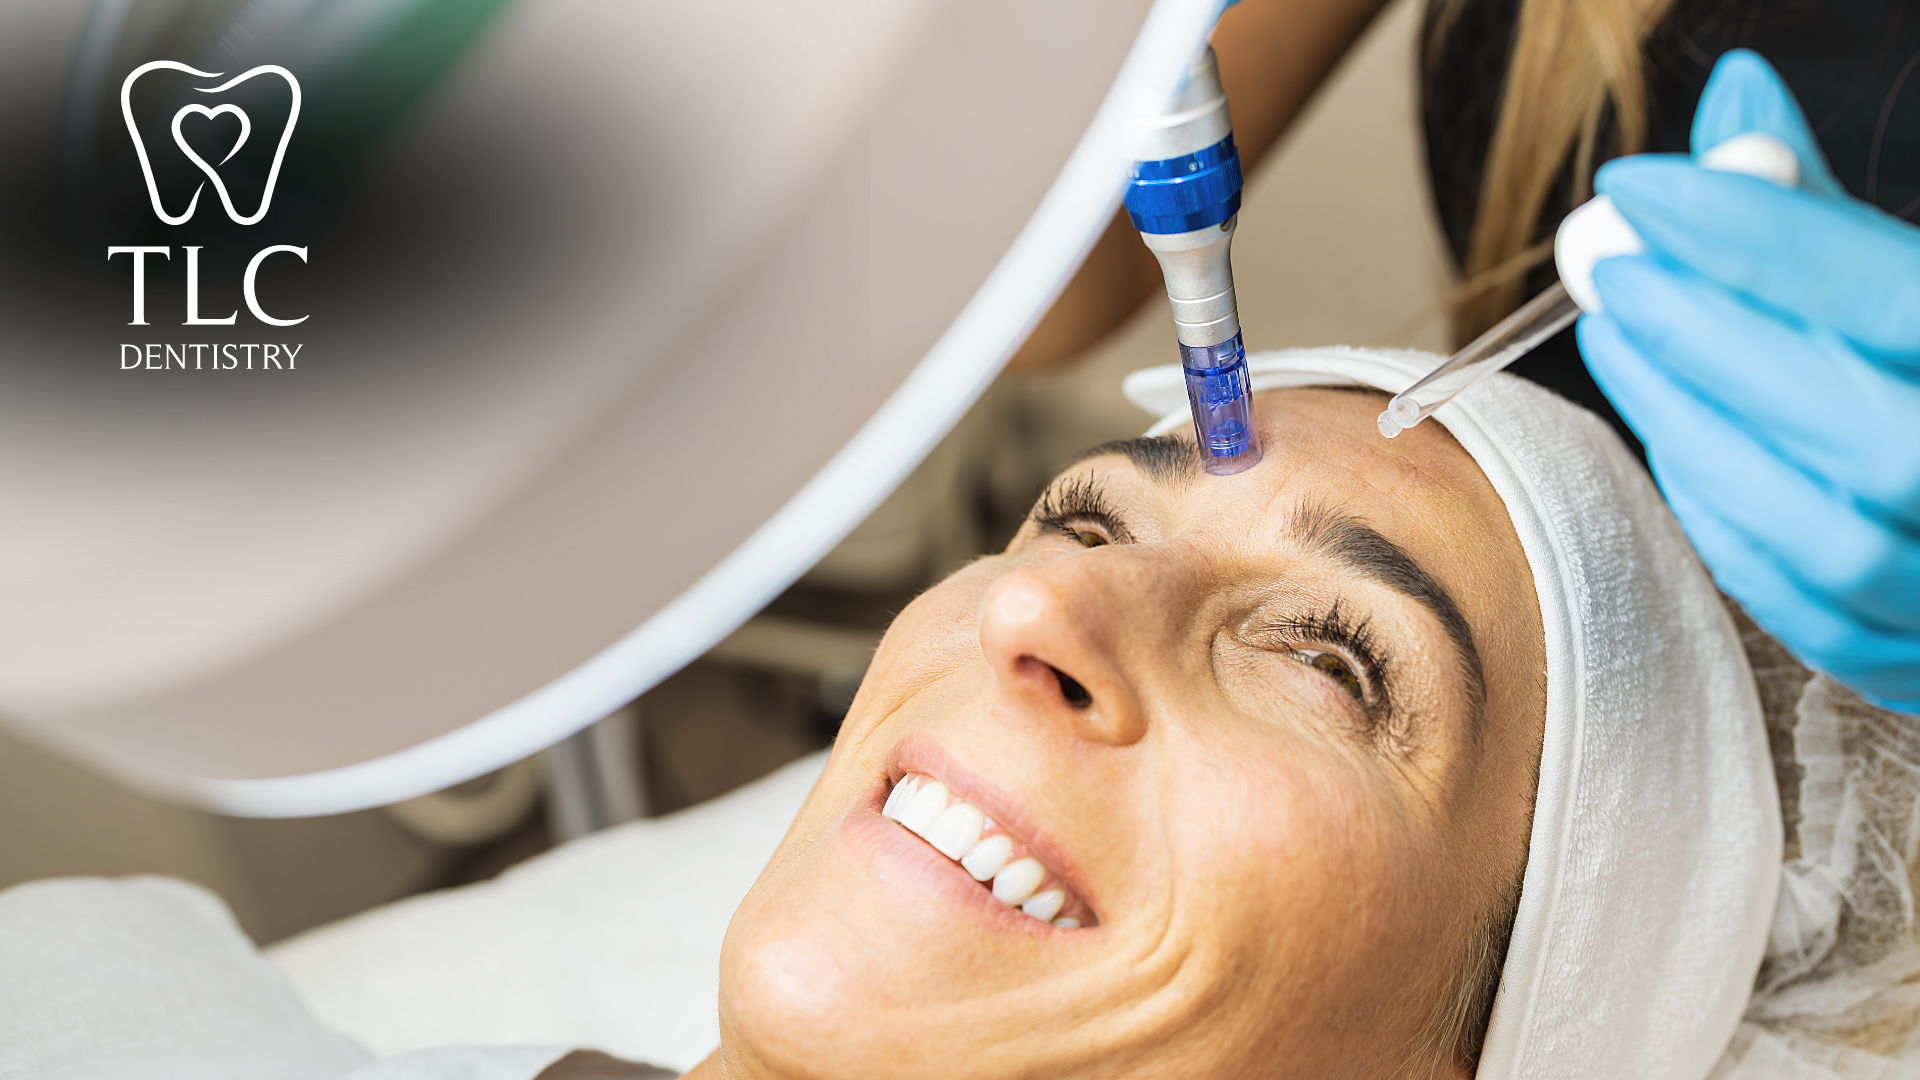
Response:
[1054,668,1092,708]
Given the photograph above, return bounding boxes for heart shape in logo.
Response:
[121,61,301,226]
[172,103,251,218]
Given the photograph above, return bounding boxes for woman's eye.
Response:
[1044,522,1109,548]
[1292,649,1365,702]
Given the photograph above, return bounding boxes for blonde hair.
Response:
[1431,0,1682,343]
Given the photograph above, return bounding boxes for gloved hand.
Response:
[1578,48,1920,713]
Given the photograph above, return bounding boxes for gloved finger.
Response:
[1597,158,1920,361]
[1688,48,1844,199]
[1581,310,1920,633]
[1589,256,1920,524]
[1639,376,1920,634]
[1662,481,1920,715]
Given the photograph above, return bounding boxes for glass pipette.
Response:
[1375,280,1580,439]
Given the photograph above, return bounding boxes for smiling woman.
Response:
[698,349,1781,1080]
[0,350,1786,1080]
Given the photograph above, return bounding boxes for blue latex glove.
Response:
[1579,48,1920,713]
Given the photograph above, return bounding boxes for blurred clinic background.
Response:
[0,0,1451,945]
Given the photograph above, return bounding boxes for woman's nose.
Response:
[977,555,1168,747]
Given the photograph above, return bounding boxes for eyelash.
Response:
[1267,600,1391,718]
[1029,475,1132,547]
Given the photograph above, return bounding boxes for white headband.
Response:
[1126,347,1780,1079]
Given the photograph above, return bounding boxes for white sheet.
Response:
[269,752,828,1075]
[0,876,374,1080]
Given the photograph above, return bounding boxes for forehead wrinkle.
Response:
[1256,383,1483,502]
[1242,426,1417,548]
[1308,420,1438,504]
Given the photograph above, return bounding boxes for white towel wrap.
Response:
[1126,348,1782,1080]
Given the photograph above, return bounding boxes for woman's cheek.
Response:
[1220,690,1457,967]
[1172,675,1415,907]
[841,559,1006,740]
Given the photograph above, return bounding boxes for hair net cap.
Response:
[1127,348,1781,1079]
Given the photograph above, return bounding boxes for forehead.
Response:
[1251,388,1497,521]
[1111,387,1507,540]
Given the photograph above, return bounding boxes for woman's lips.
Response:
[880,772,1095,929]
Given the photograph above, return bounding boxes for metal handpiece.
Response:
[1127,47,1261,474]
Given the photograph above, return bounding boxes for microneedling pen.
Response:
[1127,47,1261,475]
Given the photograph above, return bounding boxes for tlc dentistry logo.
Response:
[110,61,308,372]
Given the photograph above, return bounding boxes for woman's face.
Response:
[711,387,1547,1080]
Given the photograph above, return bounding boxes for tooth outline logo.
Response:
[121,61,301,226]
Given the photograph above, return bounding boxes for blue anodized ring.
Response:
[1124,134,1243,236]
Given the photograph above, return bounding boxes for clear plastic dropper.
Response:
[1376,280,1581,439]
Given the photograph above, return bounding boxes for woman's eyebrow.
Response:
[1290,502,1488,728]
[1062,435,1200,485]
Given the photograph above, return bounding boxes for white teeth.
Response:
[925,802,984,860]
[899,780,949,836]
[992,858,1045,906]
[884,773,1089,928]
[881,776,920,822]
[1022,889,1065,923]
[959,834,1012,882]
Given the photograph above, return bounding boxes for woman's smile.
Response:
[876,746,1099,930]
